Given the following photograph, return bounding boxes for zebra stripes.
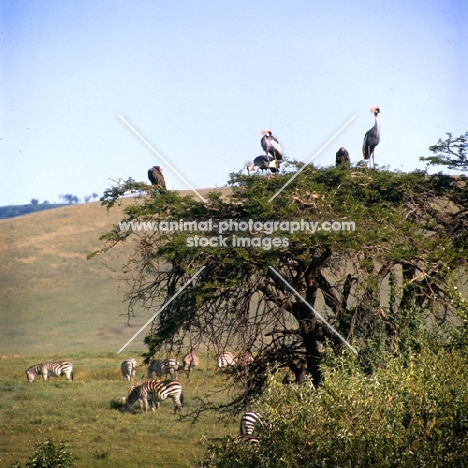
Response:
[147,358,179,380]
[25,361,74,382]
[240,411,264,436]
[217,351,237,368]
[121,358,138,381]
[126,379,184,413]
[218,351,254,377]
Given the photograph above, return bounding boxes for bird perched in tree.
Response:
[362,106,380,168]
[246,155,280,175]
[336,147,350,167]
[261,129,283,163]
[148,166,166,188]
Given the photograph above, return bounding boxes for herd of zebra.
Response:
[24,350,266,442]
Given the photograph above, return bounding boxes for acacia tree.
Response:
[93,163,467,411]
[420,131,468,171]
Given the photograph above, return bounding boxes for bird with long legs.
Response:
[246,155,280,175]
[362,106,380,168]
[261,129,283,166]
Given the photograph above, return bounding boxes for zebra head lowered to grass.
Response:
[125,379,184,414]
[25,361,74,382]
[121,358,138,381]
[147,358,179,380]
[182,350,199,374]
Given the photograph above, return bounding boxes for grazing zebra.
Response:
[147,358,179,380]
[217,351,237,368]
[183,350,199,374]
[240,411,264,436]
[121,358,138,381]
[25,361,74,382]
[126,379,184,414]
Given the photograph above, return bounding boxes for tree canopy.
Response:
[93,161,467,412]
[420,131,468,171]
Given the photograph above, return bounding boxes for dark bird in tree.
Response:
[362,105,380,168]
[335,147,350,167]
[246,155,280,175]
[148,166,166,189]
[261,129,283,164]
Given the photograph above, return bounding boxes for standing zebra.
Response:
[147,358,179,380]
[121,358,138,381]
[217,351,237,368]
[183,350,199,374]
[25,361,74,382]
[126,379,184,414]
[240,411,264,436]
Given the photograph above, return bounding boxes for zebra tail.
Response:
[180,391,184,406]
[71,371,74,381]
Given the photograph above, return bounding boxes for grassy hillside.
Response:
[0,198,150,355]
[0,188,230,355]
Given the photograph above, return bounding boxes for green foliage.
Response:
[12,438,74,468]
[204,329,468,468]
[420,132,468,171]
[95,165,468,405]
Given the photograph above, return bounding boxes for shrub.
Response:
[204,335,468,467]
[12,438,74,468]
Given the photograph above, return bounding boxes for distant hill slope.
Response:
[0,203,67,220]
[0,187,229,355]
[0,200,149,354]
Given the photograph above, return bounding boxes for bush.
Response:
[12,438,74,468]
[203,335,468,467]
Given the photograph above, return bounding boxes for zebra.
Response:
[125,381,155,413]
[126,380,184,414]
[240,411,264,436]
[147,358,179,380]
[121,358,138,381]
[183,350,199,374]
[25,361,74,382]
[217,351,237,368]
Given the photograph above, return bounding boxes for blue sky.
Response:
[1,0,467,206]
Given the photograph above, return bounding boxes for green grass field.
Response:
[0,195,238,467]
[0,352,237,467]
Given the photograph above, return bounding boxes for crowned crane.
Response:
[246,155,280,175]
[362,106,380,168]
[336,147,350,167]
[148,166,166,189]
[261,129,283,164]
